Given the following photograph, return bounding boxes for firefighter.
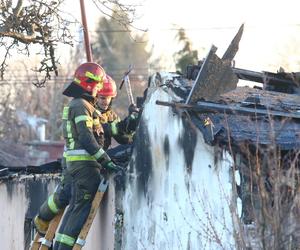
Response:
[96,74,139,149]
[33,63,138,249]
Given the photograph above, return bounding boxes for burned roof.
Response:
[0,143,132,180]
[198,87,300,149]
[0,142,30,167]
[155,72,300,150]
[154,24,300,151]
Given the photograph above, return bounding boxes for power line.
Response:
[3,67,166,72]
[0,75,151,85]
[91,24,300,33]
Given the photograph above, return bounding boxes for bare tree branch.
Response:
[92,0,147,33]
[0,0,142,86]
[0,0,74,85]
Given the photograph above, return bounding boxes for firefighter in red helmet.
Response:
[94,74,139,150]
[33,64,139,250]
[33,63,120,249]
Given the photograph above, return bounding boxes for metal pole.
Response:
[79,0,93,62]
[120,65,135,105]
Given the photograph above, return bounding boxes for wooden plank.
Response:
[72,179,108,250]
[222,24,244,61]
[233,68,298,87]
[185,45,238,103]
[40,210,65,250]
[30,232,42,250]
[185,25,245,104]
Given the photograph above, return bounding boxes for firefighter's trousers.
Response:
[53,162,101,250]
[38,161,101,250]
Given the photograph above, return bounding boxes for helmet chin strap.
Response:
[92,87,99,97]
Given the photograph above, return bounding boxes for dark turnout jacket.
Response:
[62,94,135,168]
[96,108,135,150]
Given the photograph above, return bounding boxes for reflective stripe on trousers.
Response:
[65,149,105,162]
[55,233,76,247]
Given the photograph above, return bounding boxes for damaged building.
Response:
[1,25,300,249]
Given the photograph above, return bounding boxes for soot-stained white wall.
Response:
[0,171,116,250]
[0,175,59,250]
[122,73,236,250]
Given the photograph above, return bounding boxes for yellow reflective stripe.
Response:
[95,109,102,116]
[110,121,118,136]
[66,155,96,162]
[92,148,105,160]
[55,233,75,247]
[74,77,80,84]
[67,149,89,155]
[75,115,90,124]
[96,81,103,90]
[93,119,100,126]
[66,121,72,138]
[69,140,75,149]
[55,233,62,242]
[48,194,59,214]
[86,120,93,128]
[62,107,69,120]
[85,71,103,82]
[66,121,75,149]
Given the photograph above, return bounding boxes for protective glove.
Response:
[101,159,125,174]
[102,161,124,173]
[128,104,140,114]
[125,104,140,132]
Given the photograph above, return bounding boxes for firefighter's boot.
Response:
[34,215,50,236]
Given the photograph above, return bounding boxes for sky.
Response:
[142,0,300,72]
[3,0,300,76]
[62,0,300,73]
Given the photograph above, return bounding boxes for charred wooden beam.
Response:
[156,100,300,119]
[185,45,238,103]
[185,25,244,103]
[233,68,300,93]
[222,24,244,61]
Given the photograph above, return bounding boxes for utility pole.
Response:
[79,0,93,62]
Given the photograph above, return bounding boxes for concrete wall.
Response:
[2,73,239,250]
[0,175,59,250]
[0,173,117,250]
[85,181,116,250]
[120,74,236,249]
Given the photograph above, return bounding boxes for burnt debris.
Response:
[187,65,300,94]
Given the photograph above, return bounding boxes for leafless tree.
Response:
[0,0,76,86]
[229,119,300,249]
[0,0,142,87]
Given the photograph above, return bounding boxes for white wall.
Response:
[0,175,59,250]
[0,180,28,250]
[84,181,115,250]
[0,173,116,250]
[2,73,239,250]
[121,74,236,249]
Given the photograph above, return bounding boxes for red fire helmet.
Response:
[74,62,106,93]
[97,74,117,98]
